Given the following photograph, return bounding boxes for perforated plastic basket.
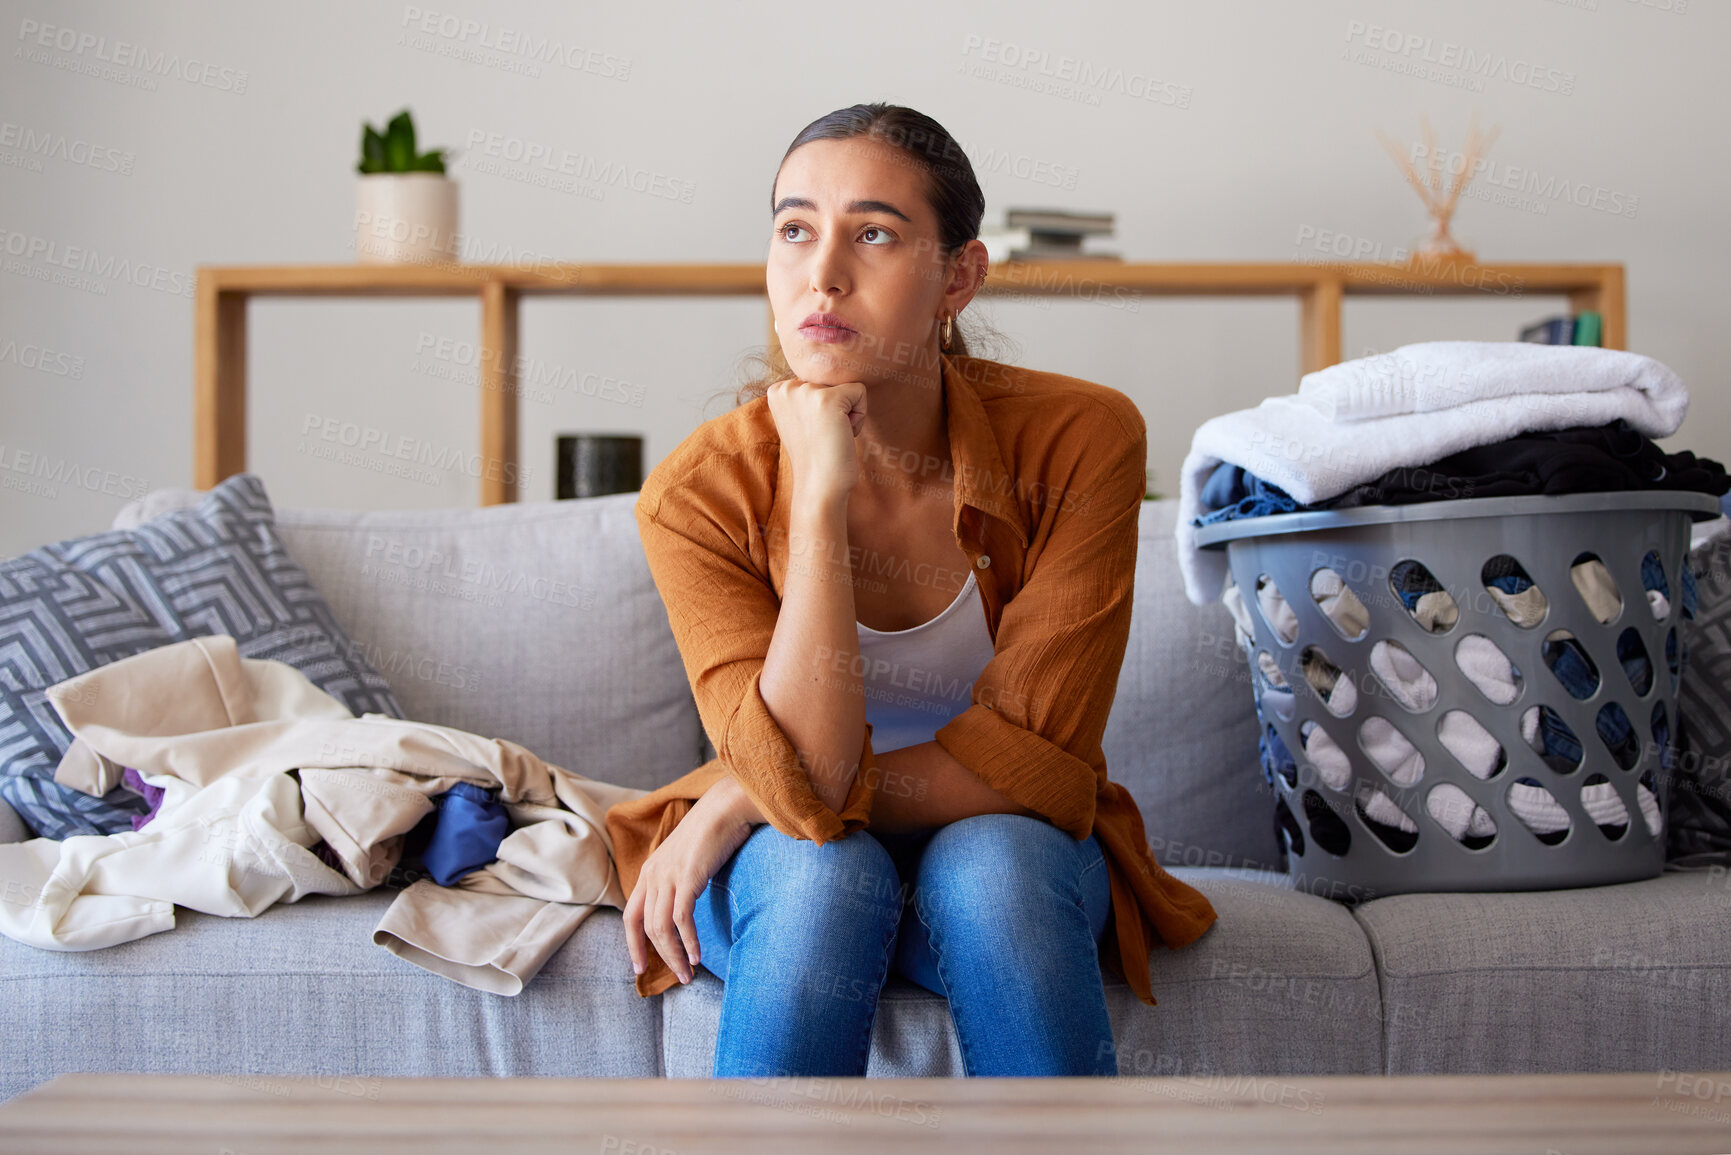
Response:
[1195,490,1721,903]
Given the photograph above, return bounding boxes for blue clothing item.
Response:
[1617,630,1654,696]
[1543,634,1601,700]
[1259,722,1296,790]
[691,814,1115,1077]
[1641,551,1669,605]
[1193,463,1302,526]
[1536,633,1643,765]
[1654,702,1674,775]
[1532,705,1583,772]
[421,781,511,887]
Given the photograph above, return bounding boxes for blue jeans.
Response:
[691,812,1116,1078]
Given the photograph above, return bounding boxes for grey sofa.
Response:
[2,488,1727,1100]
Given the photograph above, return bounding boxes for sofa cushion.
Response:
[115,485,706,795]
[0,472,403,839]
[1105,501,1276,871]
[0,890,662,1100]
[1351,866,1731,1074]
[268,492,702,794]
[659,867,1382,1078]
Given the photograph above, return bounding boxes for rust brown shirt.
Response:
[604,352,1219,1006]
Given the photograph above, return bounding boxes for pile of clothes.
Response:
[1178,340,1727,603]
[1178,340,1729,853]
[0,633,646,995]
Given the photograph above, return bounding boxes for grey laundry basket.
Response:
[1195,490,1721,903]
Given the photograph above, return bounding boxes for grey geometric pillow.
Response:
[0,472,404,839]
[1670,523,1731,866]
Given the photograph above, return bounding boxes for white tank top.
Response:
[855,569,997,753]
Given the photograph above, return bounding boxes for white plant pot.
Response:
[355,173,460,265]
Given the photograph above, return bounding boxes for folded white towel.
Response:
[1177,343,1691,605]
[1296,341,1687,425]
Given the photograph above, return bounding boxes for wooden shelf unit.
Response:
[194,259,1625,505]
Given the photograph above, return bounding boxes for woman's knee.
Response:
[914,813,1090,919]
[728,823,904,927]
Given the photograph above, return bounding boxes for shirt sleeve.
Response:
[635,489,878,845]
[932,406,1147,840]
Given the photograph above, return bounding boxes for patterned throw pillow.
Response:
[0,472,404,839]
[1671,520,1731,866]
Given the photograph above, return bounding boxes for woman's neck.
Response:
[855,356,950,497]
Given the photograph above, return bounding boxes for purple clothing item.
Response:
[122,767,166,831]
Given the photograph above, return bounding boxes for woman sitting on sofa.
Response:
[603,101,1218,1079]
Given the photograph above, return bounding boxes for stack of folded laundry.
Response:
[1178,340,1729,604]
[1178,340,1730,850]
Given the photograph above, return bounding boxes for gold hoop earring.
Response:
[940,312,954,351]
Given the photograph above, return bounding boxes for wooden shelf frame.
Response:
[195,259,1625,505]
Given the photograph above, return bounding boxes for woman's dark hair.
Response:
[713,102,1012,413]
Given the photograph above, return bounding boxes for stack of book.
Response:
[979,209,1119,263]
[1519,311,1602,346]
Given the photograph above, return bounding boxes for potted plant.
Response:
[355,109,458,265]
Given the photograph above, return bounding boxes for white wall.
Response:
[3,0,1724,556]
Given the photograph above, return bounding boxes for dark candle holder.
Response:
[556,433,643,499]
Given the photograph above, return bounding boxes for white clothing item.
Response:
[1455,634,1522,706]
[1302,651,1357,716]
[1359,716,1424,787]
[1368,641,1439,713]
[855,569,995,753]
[1221,575,1254,648]
[1294,340,1687,425]
[1425,784,1500,840]
[1358,786,1425,836]
[1296,674,1662,842]
[1570,558,1623,624]
[1649,589,1671,619]
[1300,722,1353,792]
[1311,569,1370,638]
[1176,343,1690,604]
[1500,779,1657,837]
[0,769,354,952]
[1438,710,1502,780]
[1257,578,1299,644]
[1413,590,1460,633]
[1357,773,1656,841]
[1488,585,1549,628]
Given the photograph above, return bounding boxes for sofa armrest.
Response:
[0,796,27,844]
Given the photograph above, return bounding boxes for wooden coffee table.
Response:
[2,1069,1729,1154]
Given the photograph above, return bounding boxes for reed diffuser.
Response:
[1375,113,1501,264]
